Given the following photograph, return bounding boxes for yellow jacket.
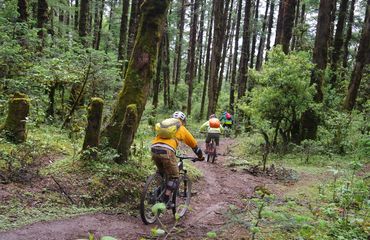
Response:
[152,125,198,150]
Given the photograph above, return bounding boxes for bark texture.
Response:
[105,0,170,149]
[344,0,370,110]
[83,98,104,150]
[18,0,29,22]
[1,93,30,143]
[117,104,138,163]
[118,0,130,61]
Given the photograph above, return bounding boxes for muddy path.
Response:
[0,138,280,240]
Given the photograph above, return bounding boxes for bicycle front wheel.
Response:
[173,175,192,218]
[140,173,165,224]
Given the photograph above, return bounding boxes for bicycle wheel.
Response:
[211,147,216,163]
[140,173,165,224]
[173,175,192,218]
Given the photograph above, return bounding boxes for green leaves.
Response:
[206,231,217,238]
[151,202,166,215]
[151,227,166,237]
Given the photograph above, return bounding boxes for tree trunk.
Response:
[186,0,199,116]
[196,0,205,83]
[237,0,252,99]
[199,3,214,120]
[173,0,186,93]
[249,0,260,68]
[281,0,297,54]
[216,0,232,103]
[0,93,30,143]
[229,0,242,114]
[291,0,300,51]
[330,0,349,85]
[162,25,170,107]
[118,0,130,61]
[126,0,141,60]
[256,0,271,70]
[37,0,49,50]
[207,0,225,116]
[46,82,57,118]
[79,0,89,46]
[344,0,370,110]
[301,0,334,140]
[83,98,104,150]
[343,0,356,68]
[265,0,275,60]
[104,0,170,149]
[92,0,101,49]
[116,104,138,163]
[329,0,337,51]
[152,38,163,109]
[275,0,284,45]
[18,0,28,22]
[74,0,79,30]
[96,0,104,50]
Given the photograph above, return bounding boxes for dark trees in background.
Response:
[173,0,186,93]
[343,0,356,68]
[126,0,140,60]
[301,0,334,140]
[92,0,105,50]
[18,0,28,22]
[265,0,275,59]
[83,98,104,150]
[186,0,199,116]
[249,0,260,68]
[78,0,89,45]
[237,0,252,99]
[275,0,284,45]
[74,0,79,30]
[118,0,130,62]
[196,0,205,84]
[344,0,370,111]
[105,0,170,158]
[37,0,49,49]
[256,0,271,70]
[229,0,243,114]
[330,0,349,85]
[162,25,171,107]
[207,0,225,116]
[274,0,297,54]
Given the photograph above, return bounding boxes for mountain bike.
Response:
[223,124,232,138]
[140,155,199,225]
[206,138,217,163]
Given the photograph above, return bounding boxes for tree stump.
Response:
[116,104,138,163]
[1,92,30,143]
[82,98,104,150]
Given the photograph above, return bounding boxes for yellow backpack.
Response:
[155,118,181,139]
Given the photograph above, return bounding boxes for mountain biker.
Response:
[200,114,224,154]
[151,111,204,207]
[220,111,233,129]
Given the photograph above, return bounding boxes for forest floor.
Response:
[0,138,343,240]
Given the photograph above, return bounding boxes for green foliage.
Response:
[206,231,217,238]
[151,202,166,215]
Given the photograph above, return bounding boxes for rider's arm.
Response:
[176,126,203,158]
[199,121,209,132]
[220,124,224,134]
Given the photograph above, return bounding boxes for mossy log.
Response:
[116,104,138,163]
[82,97,104,150]
[1,92,30,143]
[104,0,170,148]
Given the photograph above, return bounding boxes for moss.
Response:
[83,98,104,150]
[117,104,138,163]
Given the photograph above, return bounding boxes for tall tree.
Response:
[162,24,171,107]
[281,0,297,53]
[74,0,79,30]
[37,0,49,50]
[237,0,252,99]
[275,0,284,45]
[330,0,349,85]
[126,0,140,59]
[173,0,186,93]
[249,0,260,68]
[199,3,213,120]
[186,0,199,115]
[118,0,130,61]
[104,0,170,159]
[17,0,29,22]
[230,0,243,113]
[256,0,271,70]
[207,0,225,116]
[291,0,300,51]
[265,0,275,59]
[301,0,334,140]
[196,0,206,83]
[342,0,356,68]
[79,0,89,46]
[344,0,370,110]
[92,0,105,50]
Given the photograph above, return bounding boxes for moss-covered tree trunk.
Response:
[117,104,138,163]
[104,0,170,150]
[83,98,104,150]
[1,93,30,143]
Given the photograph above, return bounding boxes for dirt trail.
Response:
[0,139,273,240]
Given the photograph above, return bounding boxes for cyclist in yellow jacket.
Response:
[151,111,204,207]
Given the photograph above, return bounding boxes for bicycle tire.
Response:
[140,173,165,224]
[211,148,216,163]
[173,175,192,218]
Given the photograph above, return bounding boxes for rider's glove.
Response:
[192,146,204,160]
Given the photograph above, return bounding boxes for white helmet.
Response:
[172,111,186,122]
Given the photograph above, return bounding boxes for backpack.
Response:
[226,113,232,120]
[155,118,181,139]
[209,118,221,128]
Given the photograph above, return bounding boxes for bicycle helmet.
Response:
[209,114,216,119]
[172,111,186,122]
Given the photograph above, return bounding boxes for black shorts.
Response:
[206,133,220,146]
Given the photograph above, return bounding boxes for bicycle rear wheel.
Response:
[211,148,216,163]
[140,173,165,224]
[173,175,191,218]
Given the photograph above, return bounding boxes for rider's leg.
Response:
[205,133,211,153]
